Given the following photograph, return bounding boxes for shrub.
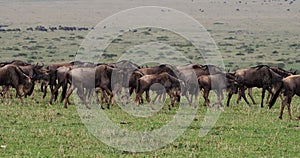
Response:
[156,36,169,41]
[236,52,245,56]
[12,53,27,57]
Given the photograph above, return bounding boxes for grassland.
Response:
[0,24,299,71]
[0,0,299,157]
[0,24,299,158]
[0,88,299,157]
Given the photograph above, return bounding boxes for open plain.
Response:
[0,0,299,157]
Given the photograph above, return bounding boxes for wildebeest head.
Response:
[11,65,34,96]
[226,76,239,94]
[31,63,48,81]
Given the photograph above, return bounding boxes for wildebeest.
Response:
[63,65,122,109]
[135,72,183,110]
[18,63,46,96]
[108,60,141,100]
[177,64,225,106]
[46,61,97,101]
[235,65,295,106]
[127,64,179,104]
[198,73,238,107]
[49,66,72,104]
[230,65,283,108]
[0,65,33,102]
[63,67,95,109]
[46,62,75,101]
[0,61,46,98]
[268,75,300,120]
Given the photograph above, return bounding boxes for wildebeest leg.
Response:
[279,94,293,119]
[100,89,106,109]
[40,83,44,92]
[77,85,88,109]
[15,86,24,104]
[146,89,150,103]
[167,90,174,110]
[50,82,58,102]
[135,86,145,105]
[112,84,121,102]
[157,91,163,103]
[189,93,194,106]
[42,84,47,98]
[152,92,160,104]
[279,93,283,101]
[227,91,233,107]
[162,91,167,103]
[218,90,224,107]
[64,85,75,108]
[176,90,181,104]
[171,91,176,108]
[248,88,256,104]
[279,96,287,120]
[193,90,199,108]
[122,87,131,104]
[135,92,142,105]
[108,90,114,109]
[236,88,242,104]
[94,87,100,105]
[129,87,134,96]
[102,88,113,109]
[49,82,57,104]
[266,91,271,104]
[261,88,266,108]
[286,94,293,120]
[60,82,68,103]
[184,94,192,106]
[1,86,11,99]
[203,89,210,106]
[240,86,250,106]
[49,82,62,104]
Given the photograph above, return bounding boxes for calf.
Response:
[135,72,183,110]
[269,75,300,120]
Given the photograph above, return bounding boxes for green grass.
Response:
[0,88,299,157]
[0,25,299,157]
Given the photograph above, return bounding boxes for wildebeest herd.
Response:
[1,60,300,120]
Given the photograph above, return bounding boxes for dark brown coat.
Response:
[0,65,33,101]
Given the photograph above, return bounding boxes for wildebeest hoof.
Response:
[279,116,283,120]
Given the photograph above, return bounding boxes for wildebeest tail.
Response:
[268,81,283,109]
[135,78,141,94]
[60,80,68,103]
[61,72,71,102]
